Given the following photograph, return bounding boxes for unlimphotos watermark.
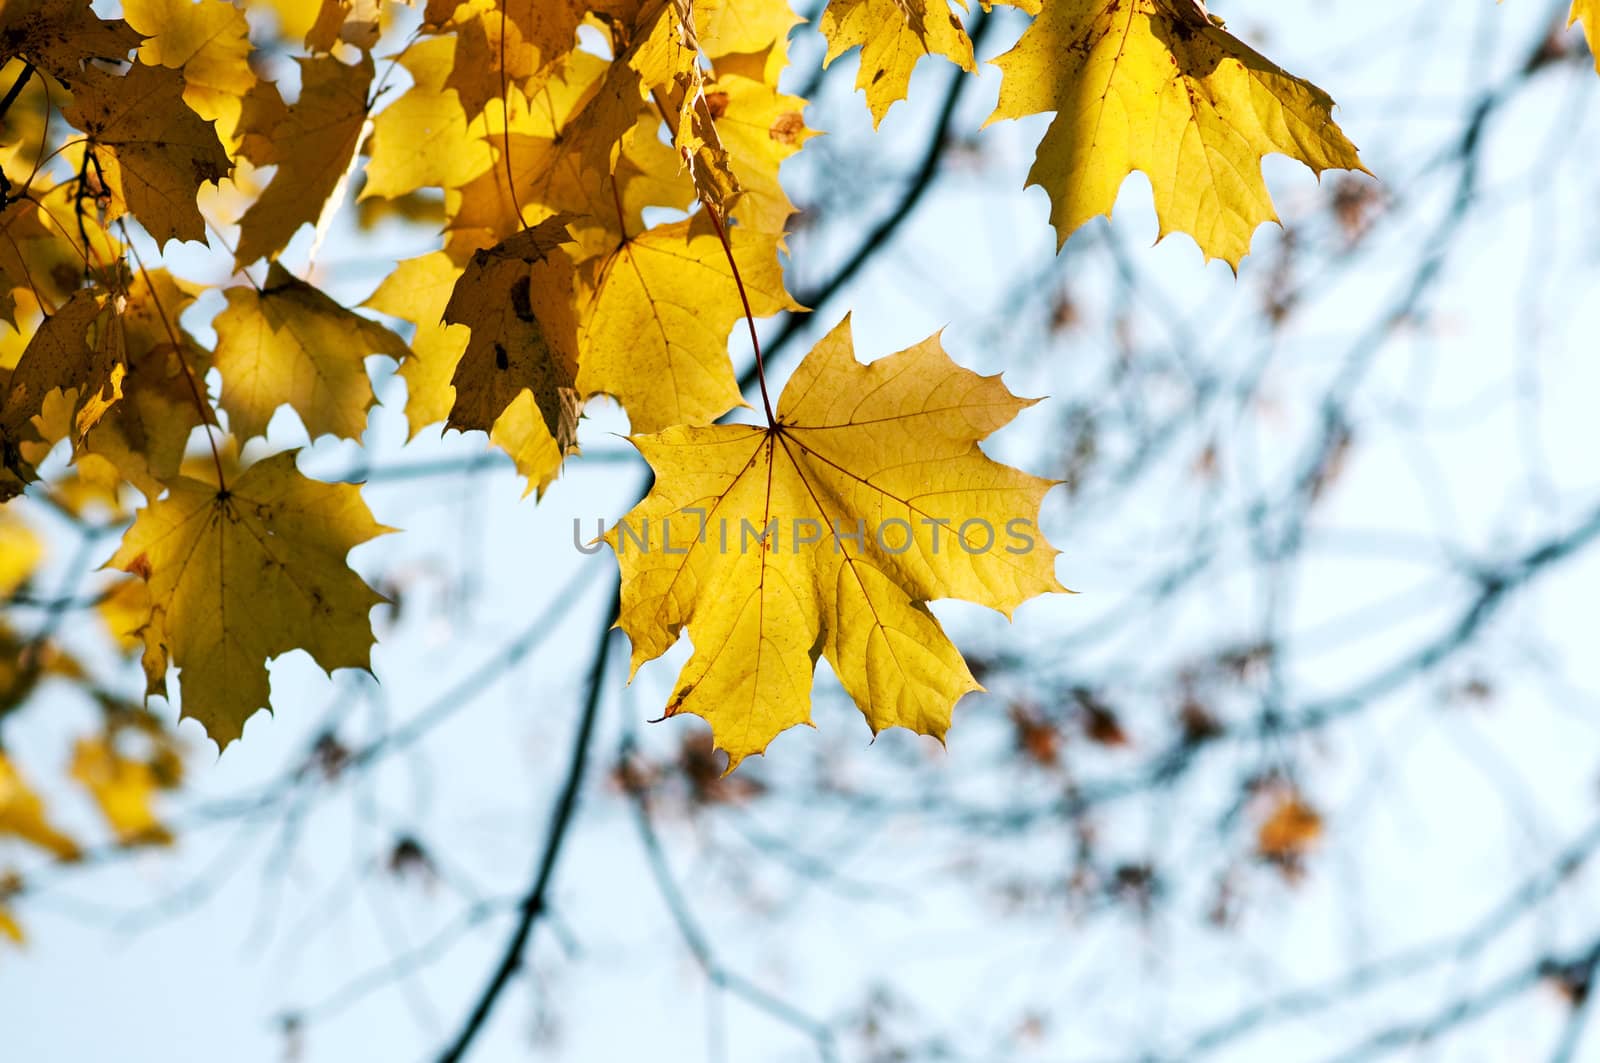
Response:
[574,511,1041,556]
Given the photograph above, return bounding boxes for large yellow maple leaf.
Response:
[108,451,391,749]
[609,316,1064,768]
[820,0,975,127]
[577,216,800,434]
[988,0,1367,267]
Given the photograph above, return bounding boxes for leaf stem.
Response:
[645,84,778,427]
[497,2,524,229]
[122,228,227,490]
[703,202,777,427]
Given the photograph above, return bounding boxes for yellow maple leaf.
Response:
[364,252,568,495]
[362,36,494,200]
[490,393,566,498]
[1573,0,1600,72]
[363,252,468,436]
[70,736,174,847]
[443,217,582,451]
[627,0,745,217]
[608,316,1064,768]
[235,54,374,267]
[0,0,141,85]
[62,61,231,246]
[107,451,392,749]
[988,0,1367,268]
[703,75,813,236]
[213,262,411,442]
[577,216,801,434]
[123,0,257,145]
[820,0,975,127]
[448,0,553,117]
[0,510,40,598]
[0,291,127,499]
[83,269,216,498]
[0,754,80,861]
[693,0,803,60]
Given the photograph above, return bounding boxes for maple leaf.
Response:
[0,291,126,499]
[577,216,801,434]
[83,269,216,497]
[702,75,813,236]
[213,261,411,442]
[0,510,40,598]
[234,54,374,267]
[988,0,1367,267]
[364,252,568,494]
[70,735,175,847]
[820,0,975,127]
[627,0,745,216]
[362,252,467,436]
[63,61,231,246]
[446,6,539,119]
[608,316,1064,768]
[123,0,257,144]
[0,0,141,84]
[442,217,582,451]
[1574,0,1600,72]
[692,0,803,59]
[362,37,494,200]
[108,451,392,749]
[0,754,81,861]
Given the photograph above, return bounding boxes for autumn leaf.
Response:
[107,451,392,749]
[988,0,1367,267]
[83,269,215,498]
[0,291,126,499]
[609,315,1064,768]
[362,36,493,200]
[820,0,975,127]
[0,754,80,861]
[692,0,803,59]
[442,216,581,451]
[577,216,801,434]
[362,252,467,436]
[70,735,174,847]
[1258,793,1322,859]
[0,510,40,598]
[63,61,231,246]
[446,8,534,120]
[364,252,568,494]
[702,75,813,236]
[0,200,93,329]
[213,262,411,442]
[0,0,140,84]
[123,0,257,144]
[1574,0,1600,72]
[234,54,374,267]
